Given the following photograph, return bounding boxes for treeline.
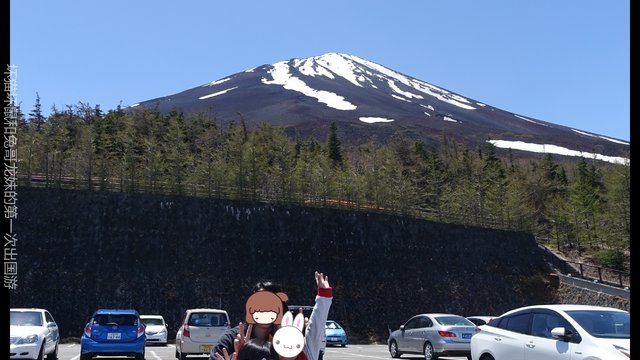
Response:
[15,98,630,270]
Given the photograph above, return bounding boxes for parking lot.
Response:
[56,343,470,360]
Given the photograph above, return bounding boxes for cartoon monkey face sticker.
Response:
[245,290,289,325]
[273,311,305,358]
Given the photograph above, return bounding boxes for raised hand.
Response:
[315,271,330,289]
[234,322,253,353]
[215,347,237,360]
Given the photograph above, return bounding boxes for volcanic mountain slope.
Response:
[134,53,629,164]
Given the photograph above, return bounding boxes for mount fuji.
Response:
[133,53,629,164]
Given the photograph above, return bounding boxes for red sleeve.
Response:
[317,287,333,298]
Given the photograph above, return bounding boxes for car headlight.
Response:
[16,334,39,344]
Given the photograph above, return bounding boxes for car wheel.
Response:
[136,350,145,360]
[177,348,187,360]
[480,355,495,360]
[36,342,45,360]
[389,340,401,358]
[341,343,346,347]
[79,347,92,360]
[423,342,438,360]
[46,341,58,359]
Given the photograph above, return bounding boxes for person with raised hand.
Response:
[272,271,332,360]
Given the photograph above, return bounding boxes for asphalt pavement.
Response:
[57,343,470,360]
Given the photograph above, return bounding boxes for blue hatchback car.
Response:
[80,309,145,360]
[325,320,347,347]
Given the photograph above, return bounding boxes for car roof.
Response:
[467,316,495,319]
[140,315,165,319]
[94,309,139,315]
[10,308,47,312]
[186,308,228,314]
[501,304,628,316]
[414,313,463,317]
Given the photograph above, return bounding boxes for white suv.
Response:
[471,304,630,360]
[10,308,60,360]
[175,308,230,360]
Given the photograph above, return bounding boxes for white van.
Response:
[175,309,230,359]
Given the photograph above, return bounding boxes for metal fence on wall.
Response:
[538,243,630,289]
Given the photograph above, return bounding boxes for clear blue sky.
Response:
[10,0,629,141]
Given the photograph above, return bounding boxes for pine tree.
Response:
[327,122,344,168]
[28,93,46,131]
[570,158,608,253]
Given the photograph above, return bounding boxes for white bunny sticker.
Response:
[273,311,305,358]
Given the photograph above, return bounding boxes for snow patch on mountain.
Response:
[477,102,486,107]
[420,104,435,111]
[444,116,459,123]
[488,140,628,165]
[199,87,239,100]
[392,94,412,103]
[204,77,232,87]
[388,80,423,99]
[313,53,363,87]
[514,114,549,127]
[319,54,478,110]
[360,117,394,123]
[298,59,335,79]
[130,103,139,107]
[262,61,357,111]
[423,111,431,117]
[571,129,629,145]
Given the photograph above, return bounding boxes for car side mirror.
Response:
[400,325,405,331]
[47,322,57,328]
[551,327,571,341]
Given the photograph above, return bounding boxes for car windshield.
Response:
[10,311,43,326]
[326,322,342,329]
[142,318,164,326]
[188,313,227,327]
[435,316,474,326]
[93,314,138,326]
[566,310,630,339]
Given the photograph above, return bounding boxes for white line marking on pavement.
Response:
[150,350,162,360]
[69,355,79,360]
[168,344,175,348]
[67,344,76,347]
[329,352,389,360]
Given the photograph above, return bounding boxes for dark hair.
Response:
[252,281,283,293]
[236,339,274,360]
[252,281,289,314]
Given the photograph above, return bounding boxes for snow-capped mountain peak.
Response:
[135,52,629,164]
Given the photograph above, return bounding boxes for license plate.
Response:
[107,332,121,340]
[462,333,472,339]
[330,337,339,341]
[200,345,212,353]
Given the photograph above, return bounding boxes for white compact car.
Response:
[175,308,230,360]
[471,304,630,360]
[10,308,60,360]
[140,315,169,345]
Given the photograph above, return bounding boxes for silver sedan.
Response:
[388,313,476,360]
